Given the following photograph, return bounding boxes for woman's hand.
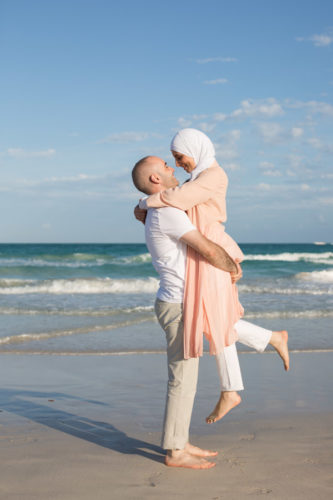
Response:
[230,261,242,283]
[134,204,147,224]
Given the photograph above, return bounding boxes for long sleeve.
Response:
[140,166,228,211]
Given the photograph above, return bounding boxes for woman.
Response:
[138,128,289,423]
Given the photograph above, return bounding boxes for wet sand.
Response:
[0,352,332,499]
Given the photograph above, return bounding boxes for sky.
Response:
[0,0,332,243]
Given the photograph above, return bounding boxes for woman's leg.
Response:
[206,343,243,424]
[234,319,271,352]
[235,319,289,370]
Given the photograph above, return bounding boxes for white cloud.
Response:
[262,170,281,177]
[215,146,238,160]
[2,170,138,201]
[198,122,216,133]
[259,161,275,169]
[204,78,228,85]
[307,137,323,149]
[256,122,284,143]
[215,129,241,163]
[286,99,333,116]
[291,127,304,138]
[256,123,304,144]
[318,197,333,205]
[7,148,56,158]
[178,117,193,128]
[222,162,240,170]
[228,129,241,141]
[231,98,284,119]
[98,132,158,144]
[195,57,238,63]
[176,98,283,130]
[45,174,101,184]
[176,114,209,129]
[287,154,303,169]
[296,31,333,47]
[257,183,271,191]
[307,137,333,152]
[301,183,310,191]
[213,113,227,122]
[259,161,282,177]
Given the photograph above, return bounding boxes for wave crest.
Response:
[295,269,333,283]
[244,251,333,264]
[0,277,159,295]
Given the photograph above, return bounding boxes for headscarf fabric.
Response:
[170,128,216,180]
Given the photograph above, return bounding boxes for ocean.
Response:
[0,243,332,355]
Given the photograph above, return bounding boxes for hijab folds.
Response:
[170,128,216,180]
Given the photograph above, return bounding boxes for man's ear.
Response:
[150,174,160,185]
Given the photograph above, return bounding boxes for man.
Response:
[132,156,243,469]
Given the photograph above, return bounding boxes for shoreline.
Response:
[1,347,333,356]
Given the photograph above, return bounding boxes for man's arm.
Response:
[180,230,238,274]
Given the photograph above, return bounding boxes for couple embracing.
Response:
[132,128,289,469]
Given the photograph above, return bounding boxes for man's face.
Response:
[151,157,179,189]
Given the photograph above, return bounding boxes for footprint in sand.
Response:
[303,457,319,464]
[251,488,272,495]
[239,433,255,441]
[147,472,162,487]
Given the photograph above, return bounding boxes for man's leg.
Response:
[235,319,289,371]
[206,343,243,424]
[155,299,216,469]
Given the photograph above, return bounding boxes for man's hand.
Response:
[134,204,147,225]
[230,261,242,283]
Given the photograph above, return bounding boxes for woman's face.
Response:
[171,150,196,173]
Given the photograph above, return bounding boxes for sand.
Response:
[0,352,332,499]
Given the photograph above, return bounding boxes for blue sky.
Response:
[1,0,332,243]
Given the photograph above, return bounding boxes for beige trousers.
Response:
[155,299,199,450]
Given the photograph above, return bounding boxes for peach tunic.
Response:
[144,162,244,359]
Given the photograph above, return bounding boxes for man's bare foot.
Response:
[206,391,241,424]
[165,451,216,469]
[270,330,289,371]
[185,442,218,457]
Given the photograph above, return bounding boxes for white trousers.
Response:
[215,319,272,392]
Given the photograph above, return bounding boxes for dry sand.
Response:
[0,352,332,499]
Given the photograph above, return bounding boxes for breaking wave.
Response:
[0,277,159,295]
[244,251,333,265]
[295,269,333,283]
[238,284,332,296]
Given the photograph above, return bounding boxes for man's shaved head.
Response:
[132,155,178,194]
[132,156,157,194]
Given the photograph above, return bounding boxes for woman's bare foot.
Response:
[185,442,218,457]
[206,391,241,424]
[269,330,289,371]
[165,449,216,469]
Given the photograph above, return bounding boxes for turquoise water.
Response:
[0,243,332,354]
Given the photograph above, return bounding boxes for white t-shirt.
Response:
[145,207,196,303]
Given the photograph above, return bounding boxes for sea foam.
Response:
[295,269,333,283]
[244,251,333,264]
[0,277,159,295]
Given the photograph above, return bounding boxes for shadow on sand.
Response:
[0,388,164,464]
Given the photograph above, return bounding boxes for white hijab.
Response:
[170,128,216,180]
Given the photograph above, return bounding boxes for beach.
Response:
[0,242,332,498]
[1,351,332,500]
